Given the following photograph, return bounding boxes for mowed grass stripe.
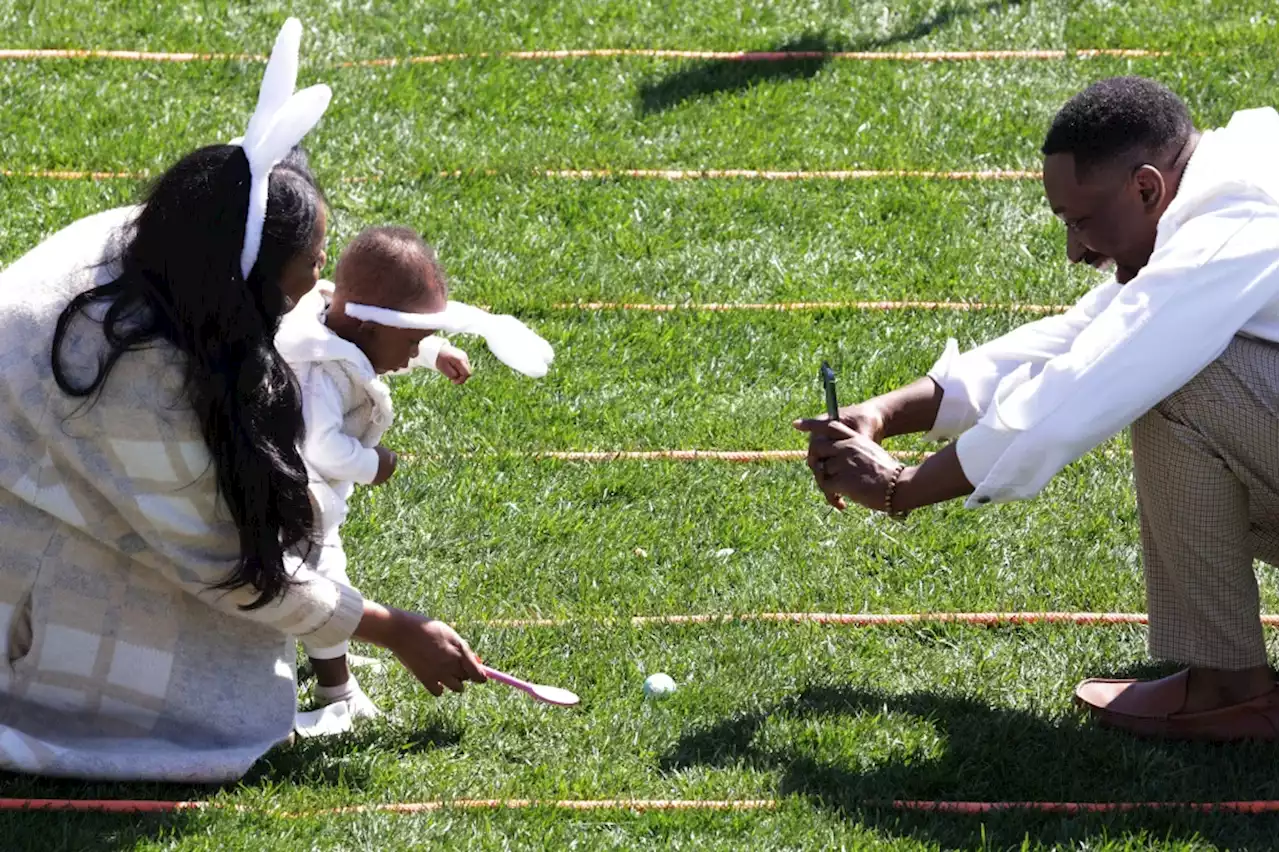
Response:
[4,1,1277,845]
[0,0,1069,57]
[380,309,1086,451]
[0,55,1273,174]
[1,176,1100,306]
[5,168,1045,180]
[2,796,1272,815]
[0,48,1169,64]
[3,803,1274,852]
[2,625,1273,807]
[340,451,1227,621]
[351,172,1060,310]
[1065,0,1279,52]
[0,0,1271,55]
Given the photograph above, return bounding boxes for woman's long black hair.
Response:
[51,144,323,608]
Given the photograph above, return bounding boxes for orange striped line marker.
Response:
[343,169,1045,181]
[478,611,1280,629]
[557,300,1066,313]
[398,449,923,465]
[3,167,1042,182]
[485,48,1167,62]
[315,798,777,815]
[404,446,1140,465]
[0,49,262,61]
[479,612,1280,629]
[0,47,1167,65]
[0,168,147,180]
[530,449,810,462]
[539,168,1042,181]
[0,798,769,815]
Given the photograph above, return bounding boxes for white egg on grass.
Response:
[643,672,677,699]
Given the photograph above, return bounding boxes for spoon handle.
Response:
[481,665,534,695]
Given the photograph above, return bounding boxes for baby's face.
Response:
[364,286,447,374]
[368,324,436,374]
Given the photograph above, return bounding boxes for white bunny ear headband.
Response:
[234,22,551,379]
[345,301,555,379]
[232,18,331,279]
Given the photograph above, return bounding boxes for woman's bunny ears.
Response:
[234,18,331,279]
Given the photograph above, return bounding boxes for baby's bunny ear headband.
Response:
[345,301,556,380]
[235,21,552,379]
[232,18,331,279]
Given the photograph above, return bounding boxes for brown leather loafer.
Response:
[1074,669,1278,742]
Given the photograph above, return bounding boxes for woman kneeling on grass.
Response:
[0,21,484,782]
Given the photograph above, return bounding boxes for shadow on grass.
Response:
[242,717,464,789]
[0,719,464,851]
[662,682,1278,849]
[636,1,1024,115]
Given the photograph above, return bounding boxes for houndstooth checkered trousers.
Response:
[1133,334,1278,669]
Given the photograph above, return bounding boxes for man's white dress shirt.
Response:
[927,107,1279,506]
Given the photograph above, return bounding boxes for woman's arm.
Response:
[355,600,487,694]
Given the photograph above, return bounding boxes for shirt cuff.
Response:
[294,580,365,650]
[954,362,1046,507]
[416,335,448,372]
[352,447,381,485]
[954,422,1013,507]
[924,339,974,441]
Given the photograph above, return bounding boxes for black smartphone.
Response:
[820,361,839,420]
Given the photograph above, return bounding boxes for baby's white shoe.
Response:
[314,676,382,721]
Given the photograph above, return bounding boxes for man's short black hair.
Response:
[1042,76,1194,172]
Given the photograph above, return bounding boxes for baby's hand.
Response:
[436,343,472,385]
[372,445,398,486]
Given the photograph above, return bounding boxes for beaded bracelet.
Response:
[884,463,909,519]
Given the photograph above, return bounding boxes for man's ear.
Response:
[1133,164,1167,212]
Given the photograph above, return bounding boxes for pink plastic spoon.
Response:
[481,665,580,707]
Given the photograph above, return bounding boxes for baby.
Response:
[276,226,470,720]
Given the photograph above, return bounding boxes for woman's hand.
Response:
[792,417,904,511]
[356,603,487,695]
[389,615,487,696]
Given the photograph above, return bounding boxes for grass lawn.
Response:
[0,0,1276,848]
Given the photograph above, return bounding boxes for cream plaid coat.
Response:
[0,207,364,781]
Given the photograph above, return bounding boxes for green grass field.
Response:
[1,1,1277,849]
